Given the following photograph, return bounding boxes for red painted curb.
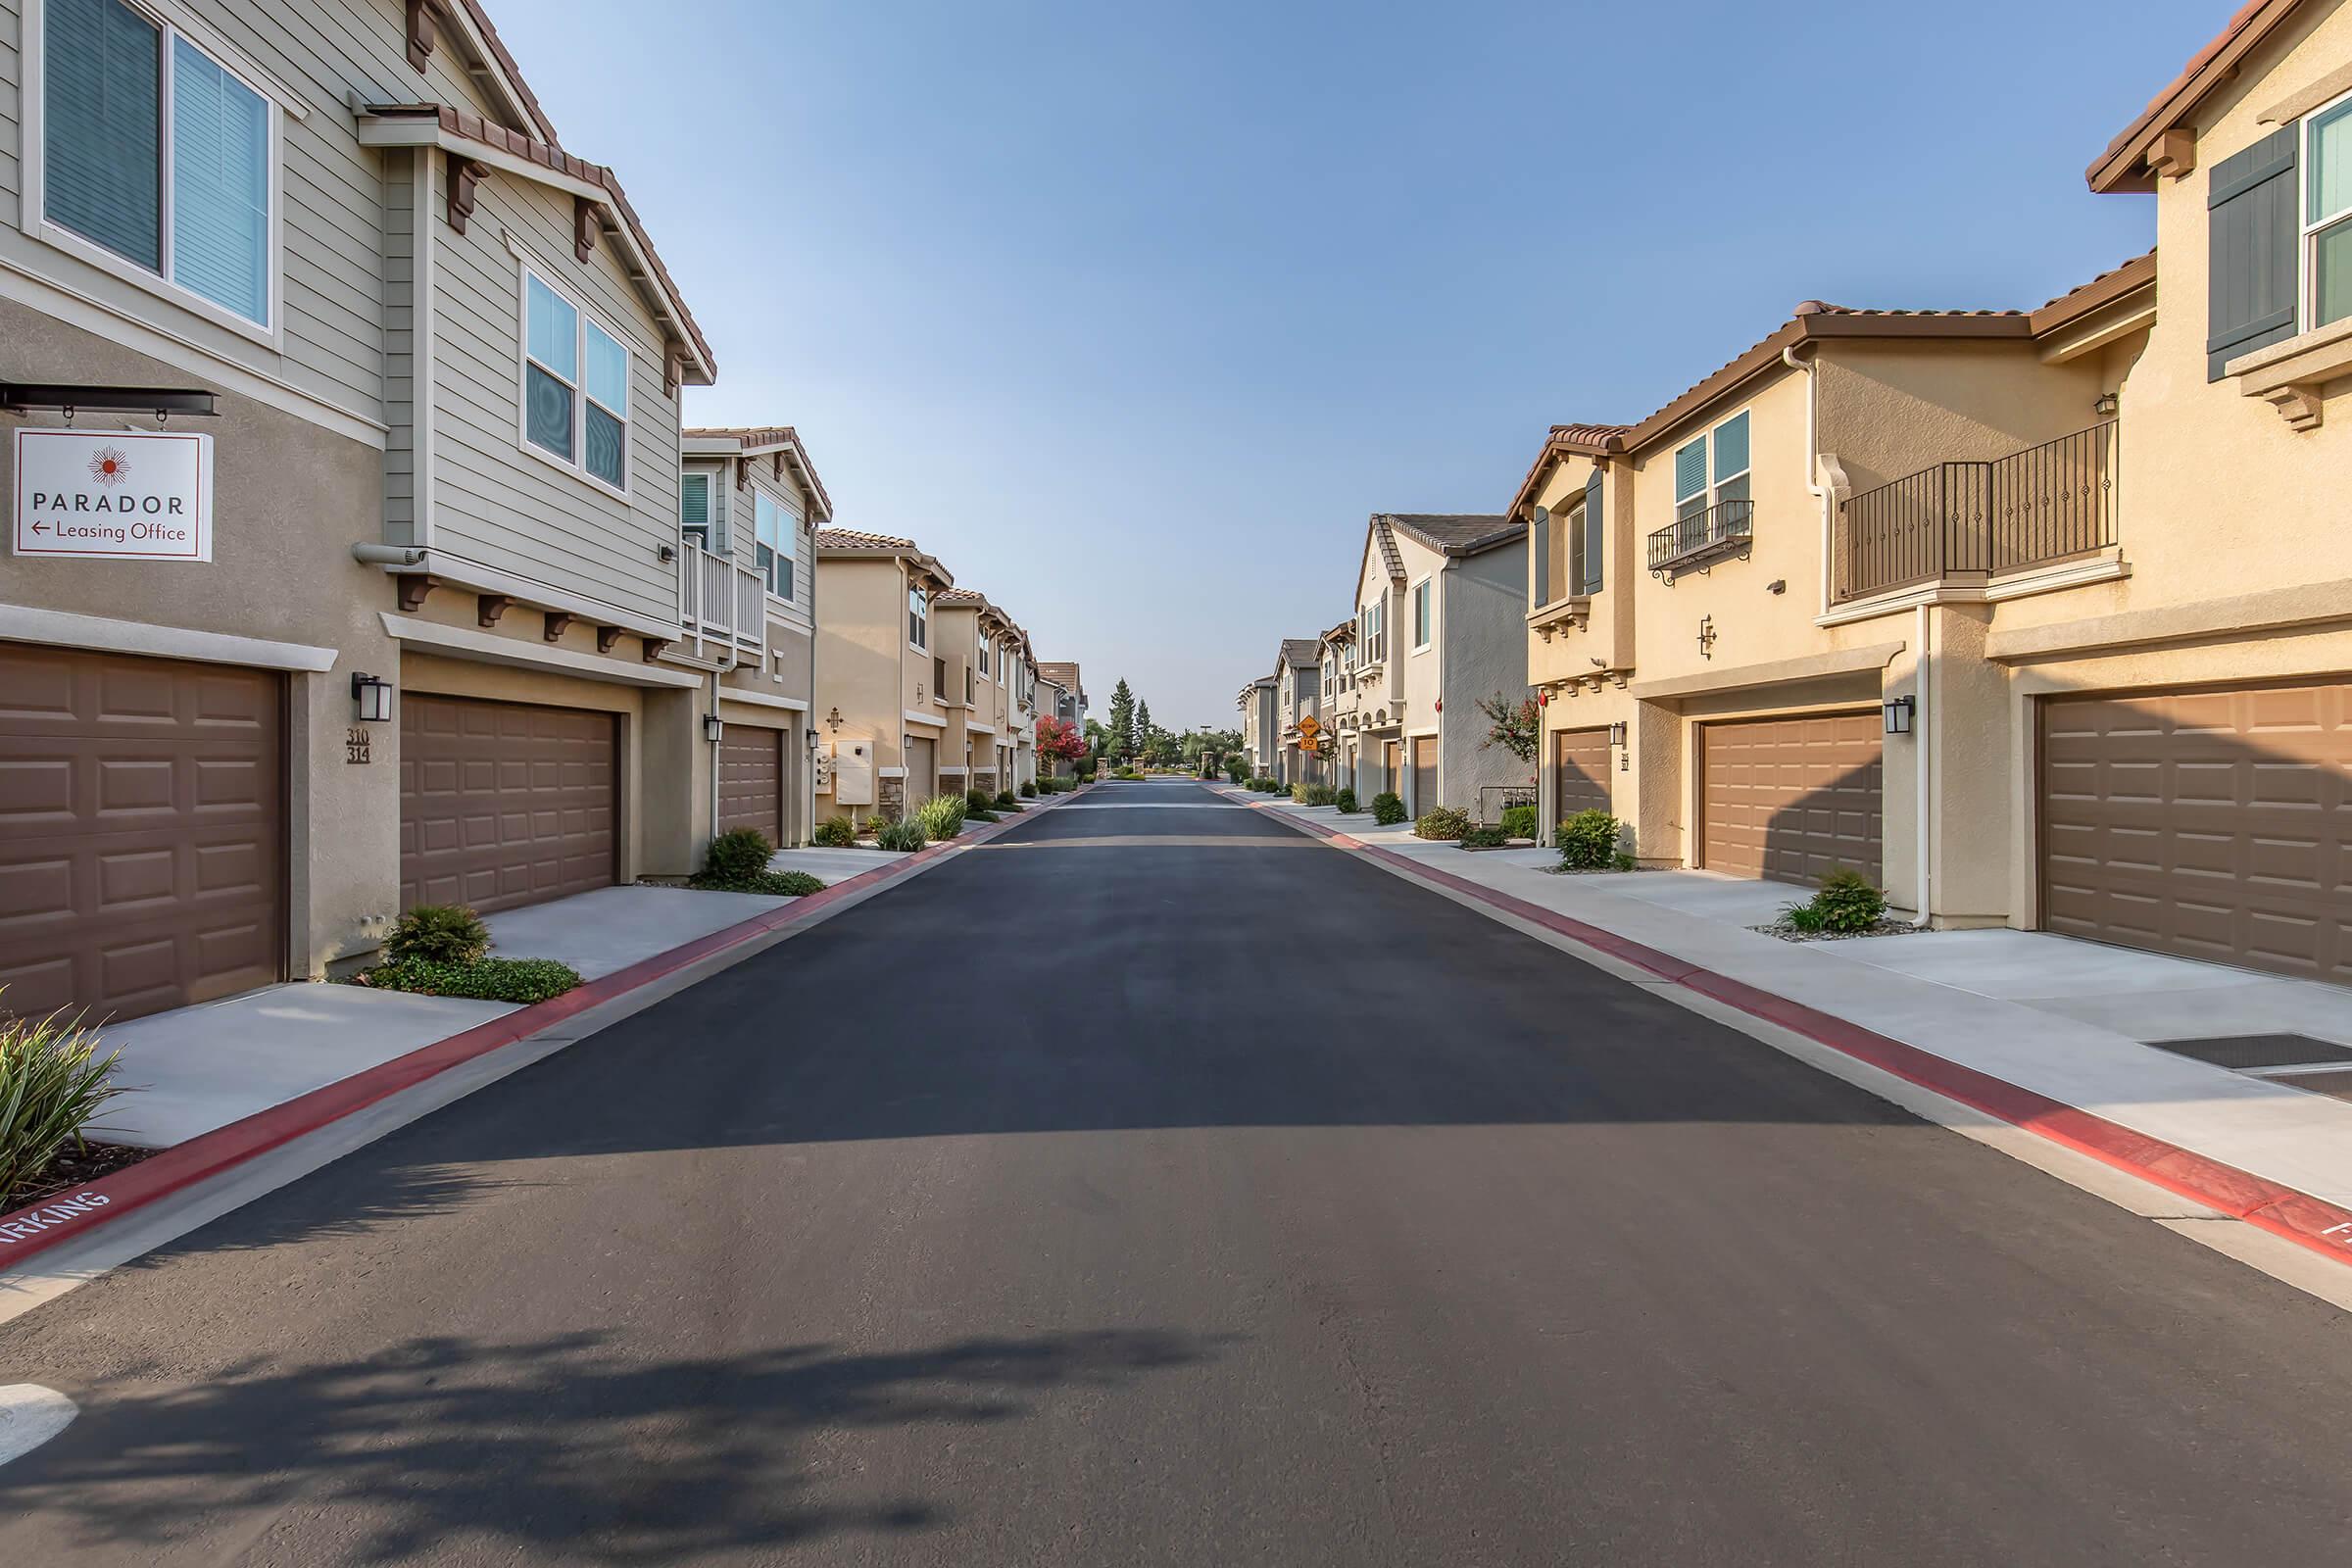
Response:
[1217,786,2352,1270]
[0,785,1092,1270]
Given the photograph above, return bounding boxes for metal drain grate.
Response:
[2264,1070,2352,1103]
[2150,1034,2352,1070]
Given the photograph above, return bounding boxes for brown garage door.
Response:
[717,727,783,844]
[1411,736,1438,813]
[401,695,616,913]
[2041,681,2351,985]
[1700,710,1882,885]
[0,645,284,1022]
[906,735,936,804]
[1554,727,1612,819]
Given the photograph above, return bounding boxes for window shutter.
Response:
[2207,124,2299,379]
[1530,508,1549,607]
[1583,469,1604,596]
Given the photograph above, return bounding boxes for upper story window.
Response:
[2307,93,2351,330]
[907,583,928,649]
[679,470,710,550]
[1674,411,1750,522]
[978,637,992,677]
[1322,657,1335,699]
[1411,579,1433,650]
[1361,597,1387,663]
[39,0,276,331]
[753,491,795,600]
[523,270,629,493]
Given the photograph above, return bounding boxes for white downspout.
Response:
[1912,602,1932,927]
[708,670,723,860]
[1783,343,1829,615]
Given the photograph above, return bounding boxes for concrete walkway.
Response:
[1249,796,2352,1208]
[769,845,913,886]
[90,884,799,1150]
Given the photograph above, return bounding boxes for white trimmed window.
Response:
[754,491,796,600]
[1674,410,1750,523]
[1362,598,1387,663]
[2309,91,2352,329]
[907,584,928,649]
[978,637,992,678]
[36,0,278,331]
[522,268,629,493]
[1411,579,1433,650]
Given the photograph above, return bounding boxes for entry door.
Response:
[1382,740,1400,797]
[1554,727,1612,819]
[1410,737,1438,814]
[906,736,936,803]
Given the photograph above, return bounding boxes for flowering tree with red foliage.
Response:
[1036,715,1087,768]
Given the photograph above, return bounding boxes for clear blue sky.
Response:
[491,0,2219,730]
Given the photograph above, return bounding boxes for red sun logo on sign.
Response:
[87,446,130,486]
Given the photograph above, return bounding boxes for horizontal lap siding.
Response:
[430,167,682,627]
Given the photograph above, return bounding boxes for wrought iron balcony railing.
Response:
[1647,498,1754,579]
[1835,421,2118,604]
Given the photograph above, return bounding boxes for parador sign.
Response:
[12,426,215,562]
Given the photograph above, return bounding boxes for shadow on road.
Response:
[2,1328,1228,1559]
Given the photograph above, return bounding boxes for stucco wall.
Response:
[1438,540,1535,813]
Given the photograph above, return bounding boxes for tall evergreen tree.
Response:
[1135,699,1154,755]
[1107,679,1136,759]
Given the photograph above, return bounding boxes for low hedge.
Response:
[1556,809,1626,870]
[1371,792,1407,825]
[1499,804,1538,840]
[357,956,580,1004]
[1335,788,1360,813]
[874,817,926,852]
[812,814,858,848]
[1459,823,1508,849]
[1414,807,1472,841]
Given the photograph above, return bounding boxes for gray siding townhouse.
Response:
[681,426,831,849]
[1238,673,1279,780]
[1274,636,1323,785]
[1345,514,1531,816]
[0,0,717,1023]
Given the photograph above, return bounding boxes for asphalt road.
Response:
[3,777,2351,1564]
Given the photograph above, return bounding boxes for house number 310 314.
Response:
[346,726,372,764]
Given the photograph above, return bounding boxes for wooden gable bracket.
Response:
[447,153,488,235]
[543,611,575,643]
[405,0,438,73]
[2147,127,2196,182]
[735,456,750,491]
[396,575,435,612]
[573,195,604,264]
[476,593,513,628]
[641,637,673,663]
[596,625,624,655]
[663,343,685,399]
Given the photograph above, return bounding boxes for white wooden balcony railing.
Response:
[678,543,767,664]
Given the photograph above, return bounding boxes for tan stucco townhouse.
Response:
[930,587,1035,799]
[810,528,956,824]
[1,0,719,1023]
[1504,0,2351,985]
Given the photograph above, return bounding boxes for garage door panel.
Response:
[400,695,617,915]
[1701,711,1882,886]
[2038,682,2351,985]
[0,647,284,1022]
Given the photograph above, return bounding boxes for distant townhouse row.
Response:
[0,0,1080,1027]
[1251,0,2352,989]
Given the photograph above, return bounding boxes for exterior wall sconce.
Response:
[351,672,394,723]
[1884,695,1915,735]
[658,543,678,564]
[1607,721,1627,748]
[704,713,725,744]
[805,727,823,750]
[2093,391,2120,416]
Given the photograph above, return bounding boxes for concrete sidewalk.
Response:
[1238,793,2352,1212]
[91,884,798,1149]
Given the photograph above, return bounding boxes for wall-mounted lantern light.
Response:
[1884,695,1915,735]
[1607,721,1628,748]
[825,706,843,731]
[805,727,823,750]
[704,713,725,744]
[2093,391,2119,417]
[351,671,394,723]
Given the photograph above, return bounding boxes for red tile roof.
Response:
[815,528,917,551]
[2088,0,2296,192]
[682,425,834,519]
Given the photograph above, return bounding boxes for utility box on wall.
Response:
[829,739,874,807]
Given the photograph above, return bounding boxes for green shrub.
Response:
[1555,809,1624,870]
[1782,901,1828,933]
[359,956,581,1004]
[874,817,927,852]
[1499,804,1538,840]
[1222,756,1250,783]
[700,827,776,884]
[1371,792,1407,825]
[966,788,995,813]
[1290,781,1313,804]
[1811,868,1888,932]
[1414,807,1472,841]
[968,808,1000,823]
[385,904,488,966]
[0,1004,123,1206]
[1304,783,1337,807]
[1019,781,1037,799]
[812,814,858,848]
[1075,762,1097,781]
[995,789,1017,809]
[1335,788,1360,813]
[1459,823,1508,849]
[915,794,967,840]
